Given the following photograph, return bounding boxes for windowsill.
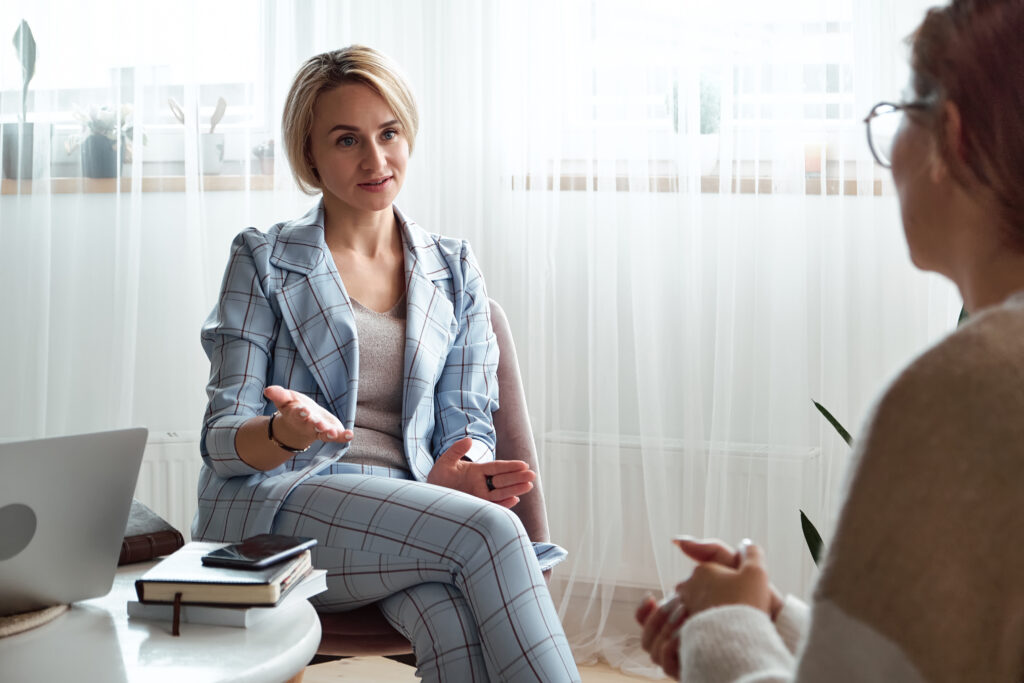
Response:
[1,174,275,195]
[512,174,884,196]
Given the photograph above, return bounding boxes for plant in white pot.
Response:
[2,20,39,180]
[252,139,274,175]
[65,104,141,178]
[169,96,227,174]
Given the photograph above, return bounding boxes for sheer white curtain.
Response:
[437,1,959,675]
[2,0,961,676]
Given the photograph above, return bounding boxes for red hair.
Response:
[910,0,1024,246]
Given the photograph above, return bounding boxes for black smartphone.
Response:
[201,534,317,569]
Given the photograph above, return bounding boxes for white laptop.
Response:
[0,428,148,615]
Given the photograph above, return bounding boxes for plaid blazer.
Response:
[192,201,499,541]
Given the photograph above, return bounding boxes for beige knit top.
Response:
[342,295,409,472]
[678,291,1024,682]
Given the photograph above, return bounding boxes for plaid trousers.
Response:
[271,463,580,683]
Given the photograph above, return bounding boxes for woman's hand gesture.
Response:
[263,385,353,451]
[673,537,784,619]
[674,539,775,618]
[426,437,536,508]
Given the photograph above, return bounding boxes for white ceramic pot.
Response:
[200,133,224,175]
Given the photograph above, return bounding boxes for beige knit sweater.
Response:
[679,292,1024,682]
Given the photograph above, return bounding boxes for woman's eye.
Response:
[338,135,356,147]
[382,129,398,141]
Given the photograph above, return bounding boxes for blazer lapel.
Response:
[271,202,359,427]
[397,207,456,473]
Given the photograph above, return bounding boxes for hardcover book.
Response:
[127,569,327,627]
[118,499,185,566]
[134,542,313,606]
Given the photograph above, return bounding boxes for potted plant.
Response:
[168,96,227,174]
[65,104,140,178]
[2,20,38,180]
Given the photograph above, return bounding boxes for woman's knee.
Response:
[461,502,530,553]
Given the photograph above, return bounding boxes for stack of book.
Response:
[130,541,326,633]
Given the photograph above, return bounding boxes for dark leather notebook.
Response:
[118,499,185,565]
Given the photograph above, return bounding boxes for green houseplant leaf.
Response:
[813,400,853,447]
[802,401,852,567]
[13,20,36,122]
[800,509,824,566]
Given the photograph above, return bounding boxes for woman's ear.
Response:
[930,100,964,184]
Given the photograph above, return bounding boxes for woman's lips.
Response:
[358,176,393,193]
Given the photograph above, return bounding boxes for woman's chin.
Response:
[325,190,399,215]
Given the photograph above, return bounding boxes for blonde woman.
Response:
[194,46,580,683]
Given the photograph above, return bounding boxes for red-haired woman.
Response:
[638,1,1024,680]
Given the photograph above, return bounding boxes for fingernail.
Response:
[299,410,309,418]
[344,431,353,441]
[739,538,753,558]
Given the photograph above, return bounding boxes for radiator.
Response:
[541,431,822,598]
[134,431,203,542]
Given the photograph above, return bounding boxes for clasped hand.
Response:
[635,537,781,680]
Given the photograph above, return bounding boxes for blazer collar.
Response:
[267,201,451,285]
[268,201,327,275]
[394,205,451,286]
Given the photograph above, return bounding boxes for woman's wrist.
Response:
[267,412,312,453]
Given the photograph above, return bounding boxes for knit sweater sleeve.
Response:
[773,595,809,655]
[680,303,1024,682]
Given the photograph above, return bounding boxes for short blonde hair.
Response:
[281,45,419,196]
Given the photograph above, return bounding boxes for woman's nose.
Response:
[362,141,387,171]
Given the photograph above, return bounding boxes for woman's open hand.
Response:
[426,437,536,507]
[263,385,353,450]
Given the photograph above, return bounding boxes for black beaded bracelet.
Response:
[267,411,311,453]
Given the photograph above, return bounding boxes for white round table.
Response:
[0,562,321,682]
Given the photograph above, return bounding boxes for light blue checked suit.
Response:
[193,201,579,682]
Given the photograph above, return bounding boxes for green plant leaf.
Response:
[13,20,36,121]
[13,20,35,82]
[800,510,824,567]
[812,400,853,446]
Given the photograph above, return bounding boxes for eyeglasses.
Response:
[863,101,931,168]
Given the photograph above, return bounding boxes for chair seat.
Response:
[317,604,411,657]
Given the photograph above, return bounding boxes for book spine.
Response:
[119,529,186,566]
